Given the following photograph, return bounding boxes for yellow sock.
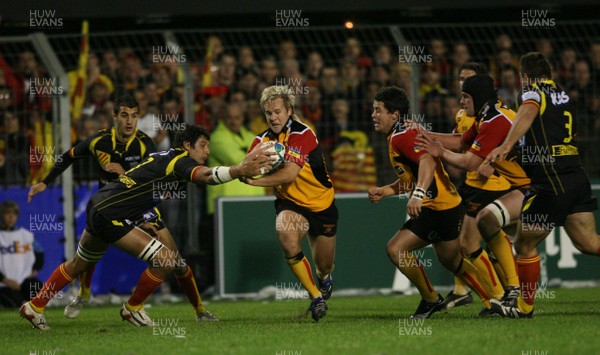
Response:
[453,276,470,296]
[487,230,519,287]
[517,295,534,314]
[397,251,438,302]
[286,252,321,299]
[469,249,504,300]
[455,258,492,308]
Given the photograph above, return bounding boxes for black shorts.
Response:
[85,202,137,243]
[459,184,511,217]
[275,199,338,237]
[135,207,166,231]
[521,174,598,226]
[402,204,465,243]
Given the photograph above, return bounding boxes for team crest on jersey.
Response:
[394,165,406,175]
[412,146,421,153]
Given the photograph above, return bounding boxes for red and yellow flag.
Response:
[70,20,89,121]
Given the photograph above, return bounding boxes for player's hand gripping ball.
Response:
[260,141,285,175]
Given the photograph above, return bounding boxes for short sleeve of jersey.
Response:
[286,129,317,167]
[461,124,478,147]
[469,117,512,158]
[174,156,203,182]
[518,86,541,109]
[392,129,425,164]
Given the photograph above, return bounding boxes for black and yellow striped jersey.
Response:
[518,79,583,193]
[90,148,202,221]
[43,128,156,187]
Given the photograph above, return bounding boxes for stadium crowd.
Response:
[1,34,600,189]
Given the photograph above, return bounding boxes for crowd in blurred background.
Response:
[2,33,600,190]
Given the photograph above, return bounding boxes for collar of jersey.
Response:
[111,127,139,151]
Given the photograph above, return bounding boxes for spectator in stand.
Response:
[0,201,44,308]
[370,64,391,86]
[0,86,12,111]
[236,46,257,78]
[320,97,356,150]
[0,111,31,186]
[343,37,372,76]
[373,44,393,66]
[278,40,298,61]
[589,42,600,89]
[280,58,302,79]
[429,39,450,87]
[301,84,323,127]
[536,38,556,66]
[237,68,260,100]
[215,53,236,88]
[101,50,119,84]
[17,51,51,111]
[489,34,519,79]
[259,56,279,86]
[442,95,461,133]
[556,47,577,87]
[423,90,447,132]
[152,65,174,97]
[497,65,520,109]
[567,60,596,133]
[207,103,265,214]
[390,64,412,92]
[419,67,447,99]
[339,59,364,127]
[452,42,471,70]
[305,51,324,81]
[320,66,341,128]
[0,54,24,107]
[121,53,144,91]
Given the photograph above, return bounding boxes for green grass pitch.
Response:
[2,287,598,354]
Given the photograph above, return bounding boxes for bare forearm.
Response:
[429,132,463,152]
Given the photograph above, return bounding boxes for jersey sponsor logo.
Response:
[119,175,137,188]
[522,90,541,102]
[551,144,578,156]
[394,165,406,175]
[411,146,421,153]
[124,155,141,162]
[550,91,569,105]
[471,141,482,151]
[287,147,301,159]
[0,241,32,254]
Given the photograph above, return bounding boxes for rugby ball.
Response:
[261,141,285,174]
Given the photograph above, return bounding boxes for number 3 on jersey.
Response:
[563,110,573,143]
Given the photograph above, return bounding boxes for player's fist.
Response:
[105,163,126,175]
[368,187,385,204]
[28,183,47,203]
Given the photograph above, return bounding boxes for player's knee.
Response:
[476,206,509,240]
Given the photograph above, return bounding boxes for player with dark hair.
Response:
[20,125,273,330]
[28,93,160,317]
[244,85,336,321]
[486,52,600,318]
[439,62,508,311]
[417,75,531,315]
[368,86,494,318]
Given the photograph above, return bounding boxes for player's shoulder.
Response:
[480,100,513,124]
[135,129,153,141]
[288,119,314,136]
